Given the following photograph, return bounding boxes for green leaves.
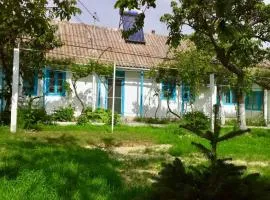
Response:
[0,0,81,110]
[116,0,270,89]
[151,47,214,97]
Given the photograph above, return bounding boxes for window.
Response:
[182,85,192,102]
[161,82,176,100]
[245,91,263,111]
[45,69,66,96]
[222,89,236,104]
[23,71,38,96]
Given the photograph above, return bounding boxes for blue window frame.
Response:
[23,71,38,96]
[161,82,176,100]
[45,69,66,96]
[182,85,192,102]
[245,91,263,111]
[222,89,236,105]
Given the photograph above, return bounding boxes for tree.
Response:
[115,0,270,129]
[0,0,80,113]
[149,44,236,119]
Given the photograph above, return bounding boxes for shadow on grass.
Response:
[0,135,149,200]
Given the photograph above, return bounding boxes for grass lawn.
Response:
[0,125,269,199]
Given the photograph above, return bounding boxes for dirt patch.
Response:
[113,144,172,155]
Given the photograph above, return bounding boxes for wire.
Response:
[77,0,99,23]
[58,43,169,60]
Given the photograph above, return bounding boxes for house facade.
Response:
[0,20,269,124]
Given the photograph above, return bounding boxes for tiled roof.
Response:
[47,21,179,69]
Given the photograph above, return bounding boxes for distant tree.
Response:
[0,0,80,112]
[115,0,270,129]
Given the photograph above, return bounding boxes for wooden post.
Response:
[10,48,20,133]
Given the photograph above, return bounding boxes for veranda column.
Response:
[140,71,144,117]
[92,73,96,112]
[264,89,268,125]
[10,48,20,133]
[111,63,116,133]
[210,74,217,132]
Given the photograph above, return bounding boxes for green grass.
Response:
[0,125,269,199]
[0,126,151,200]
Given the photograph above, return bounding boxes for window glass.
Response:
[223,89,236,104]
[49,71,55,93]
[57,72,63,93]
[246,91,263,111]
[45,69,66,96]
[23,71,38,96]
[182,86,190,102]
[162,82,176,100]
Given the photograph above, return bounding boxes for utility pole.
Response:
[10,48,20,133]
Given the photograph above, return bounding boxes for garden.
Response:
[0,116,269,199]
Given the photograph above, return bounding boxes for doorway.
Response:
[107,71,125,115]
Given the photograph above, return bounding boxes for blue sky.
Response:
[72,0,183,35]
[72,0,270,36]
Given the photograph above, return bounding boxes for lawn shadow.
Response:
[0,136,150,199]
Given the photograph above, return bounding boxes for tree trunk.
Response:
[238,91,247,130]
[72,79,85,114]
[167,98,181,119]
[236,76,247,130]
[154,94,160,119]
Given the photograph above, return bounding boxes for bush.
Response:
[134,117,170,124]
[52,106,74,122]
[181,111,210,131]
[77,107,121,125]
[151,158,269,200]
[77,114,89,125]
[18,108,52,130]
[226,115,266,127]
[246,114,266,127]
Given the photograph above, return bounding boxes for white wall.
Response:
[21,69,268,123]
[193,86,212,116]
[44,72,94,117]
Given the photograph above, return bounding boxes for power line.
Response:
[58,43,169,60]
[77,0,100,23]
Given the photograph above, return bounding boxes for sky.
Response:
[72,0,270,36]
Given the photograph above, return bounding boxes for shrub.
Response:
[151,158,268,200]
[18,108,52,130]
[181,111,210,131]
[52,106,74,122]
[134,117,170,124]
[246,114,266,127]
[77,114,89,125]
[77,107,121,125]
[226,115,266,127]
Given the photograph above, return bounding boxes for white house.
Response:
[0,14,269,125]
